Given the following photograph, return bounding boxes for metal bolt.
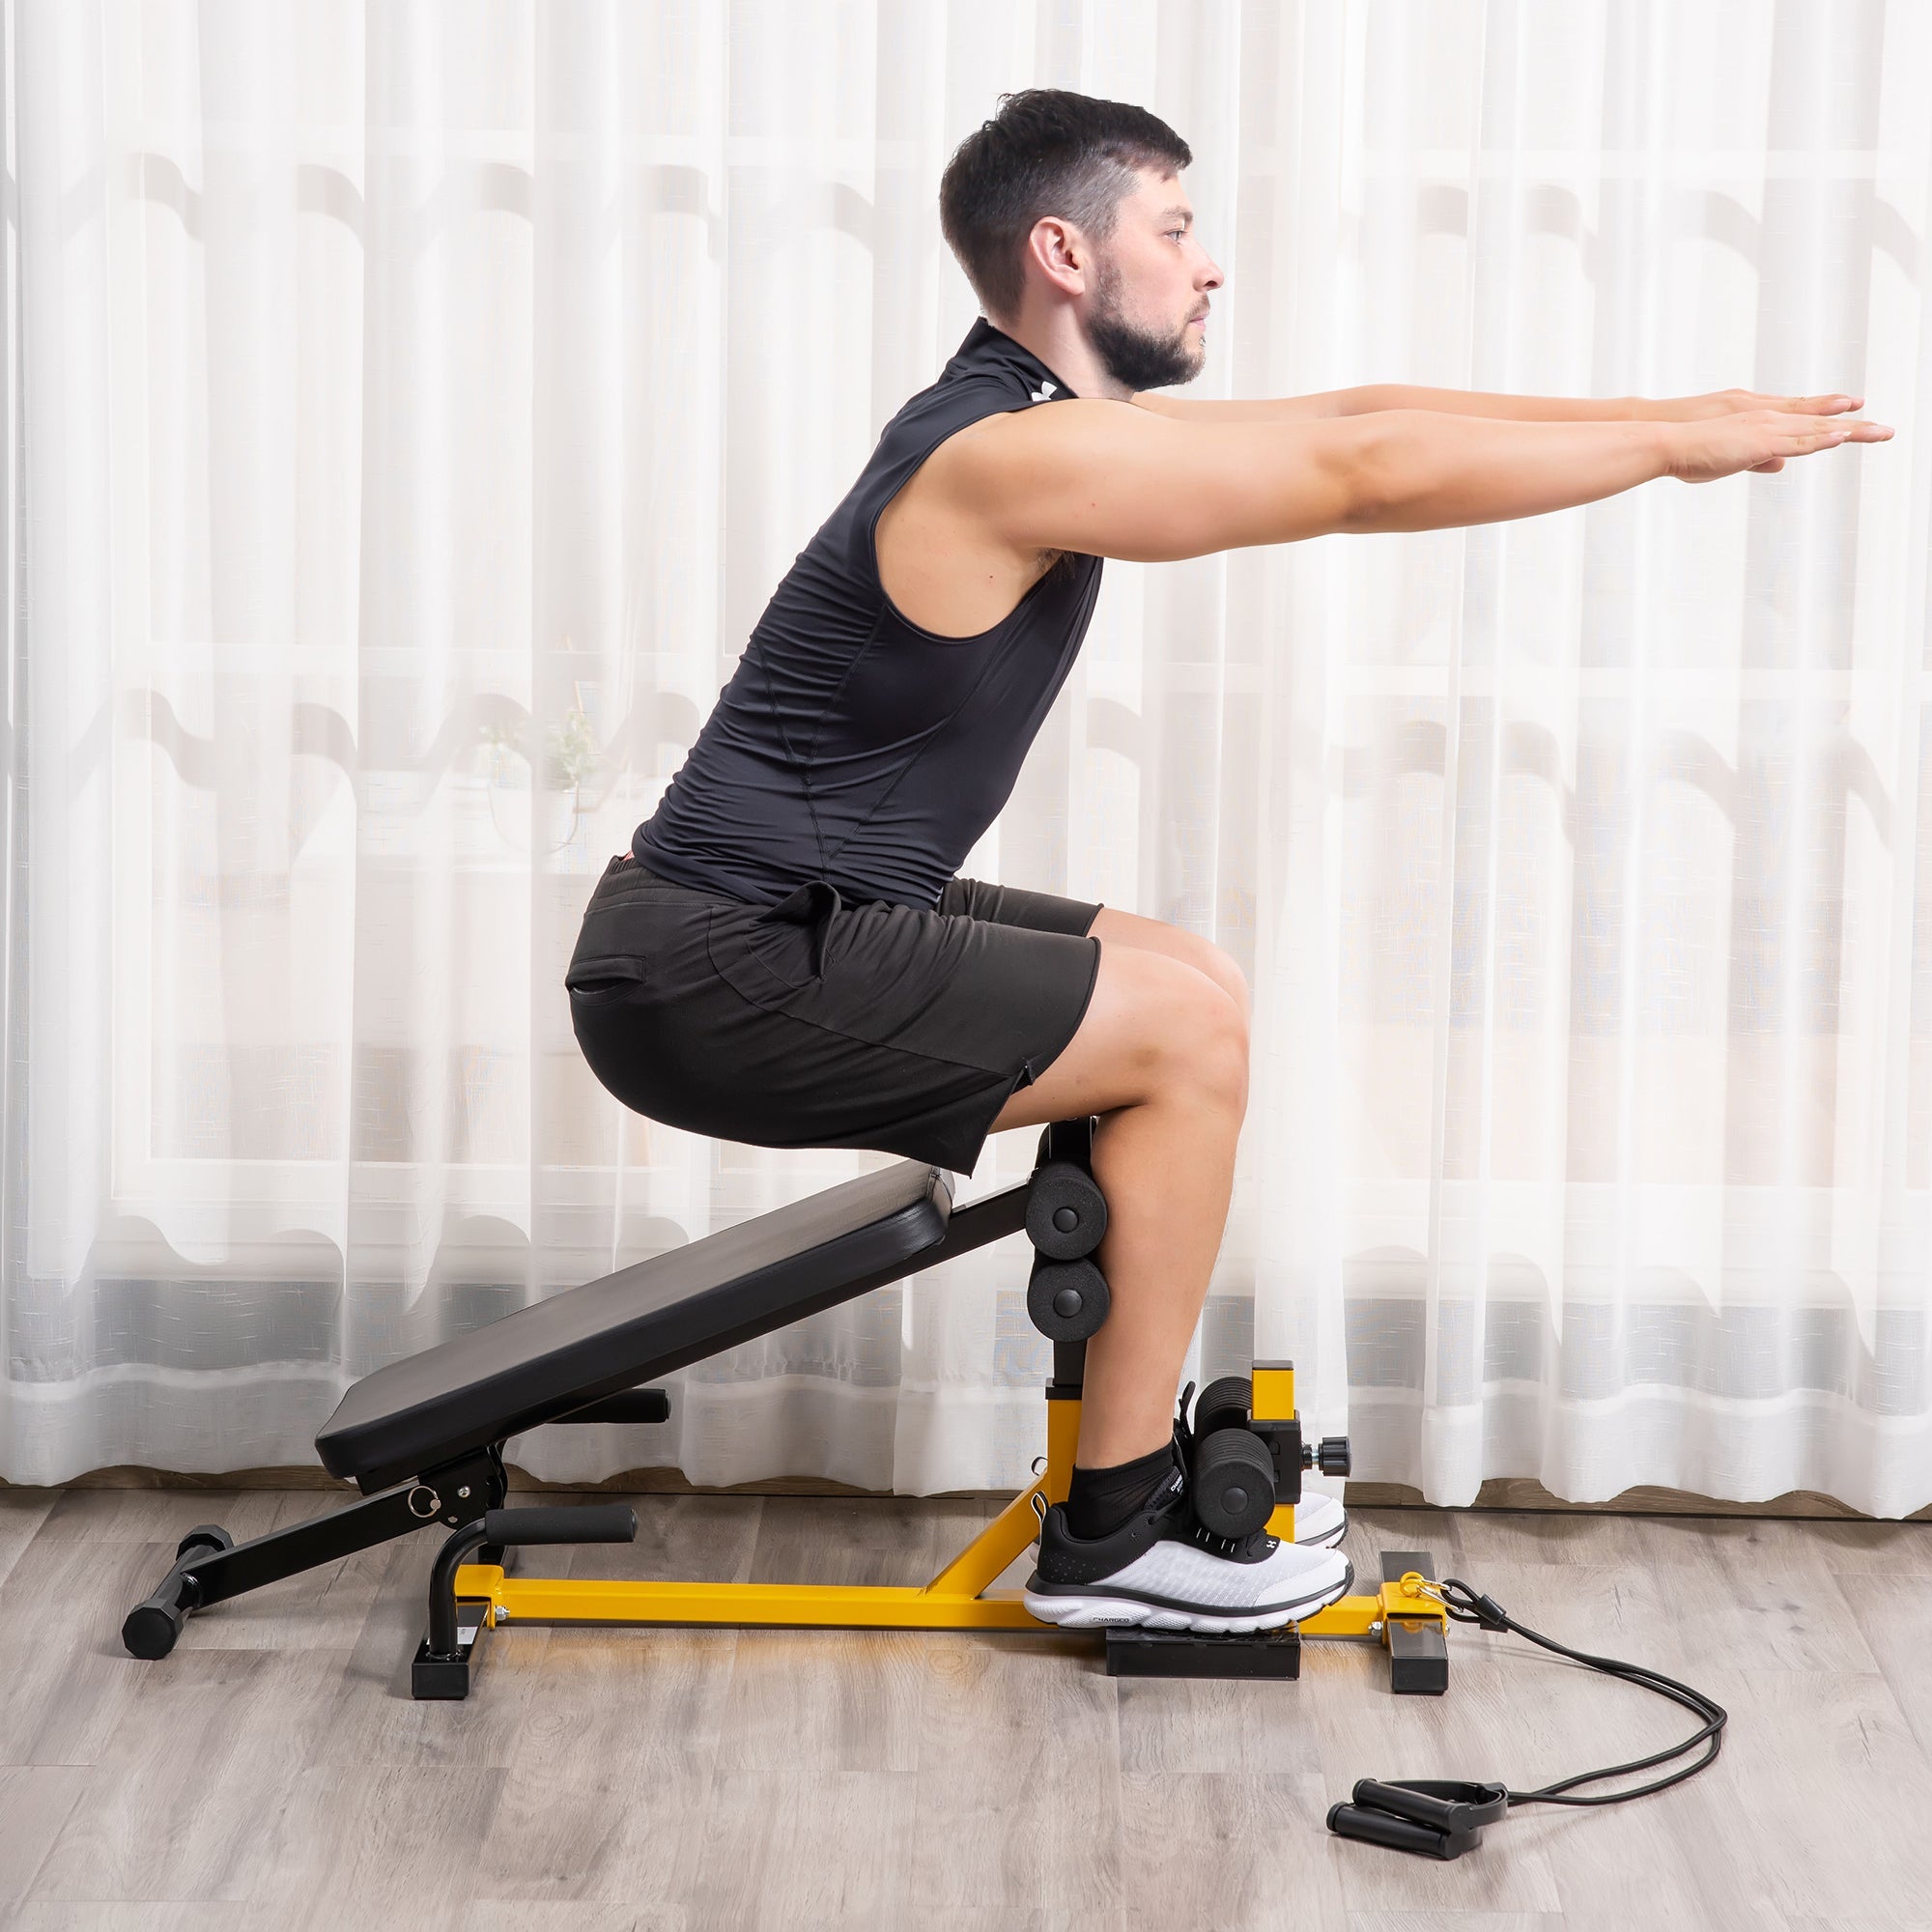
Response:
[458,1486,470,1498]
[496,1606,512,1624]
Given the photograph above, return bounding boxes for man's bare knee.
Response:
[987,941,1249,1139]
[1148,983,1248,1117]
[1201,946,1251,1027]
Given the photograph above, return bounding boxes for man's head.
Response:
[939,88,1222,393]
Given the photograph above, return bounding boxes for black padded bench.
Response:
[318,1157,956,1494]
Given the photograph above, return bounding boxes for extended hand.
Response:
[1666,408,1893,481]
[1671,387,1865,422]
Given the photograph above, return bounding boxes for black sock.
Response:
[1065,1442,1177,1541]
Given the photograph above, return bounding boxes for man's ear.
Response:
[1026,215,1091,298]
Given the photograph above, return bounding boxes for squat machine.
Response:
[122,1117,1450,1701]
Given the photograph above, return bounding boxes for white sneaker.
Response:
[1023,1449,1353,1634]
[1293,1490,1348,1548]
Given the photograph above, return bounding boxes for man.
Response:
[566,88,1889,1634]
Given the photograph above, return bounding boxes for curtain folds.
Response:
[4,1,1929,1516]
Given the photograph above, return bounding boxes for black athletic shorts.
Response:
[565,853,1104,1173]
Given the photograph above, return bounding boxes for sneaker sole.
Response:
[1023,1557,1354,1635]
[1295,1516,1348,1550]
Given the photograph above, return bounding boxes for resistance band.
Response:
[1328,1575,1729,1861]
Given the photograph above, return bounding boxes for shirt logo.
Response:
[1029,379,1058,403]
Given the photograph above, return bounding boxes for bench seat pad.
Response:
[316,1160,952,1492]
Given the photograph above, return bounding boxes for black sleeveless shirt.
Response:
[632,318,1104,911]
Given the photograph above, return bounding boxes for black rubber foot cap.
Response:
[121,1605,180,1661]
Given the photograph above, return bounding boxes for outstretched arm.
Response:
[942,397,1889,565]
[1132,385,1866,426]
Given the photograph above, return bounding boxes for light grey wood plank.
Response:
[1838,1570,1932,1765]
[6,1907,264,1931]
[1654,1664,1932,1926]
[0,1639,149,1769]
[264,1895,471,1932]
[1580,1517,1879,1676]
[474,1618,733,1903]
[1801,1517,1932,1577]
[715,1629,928,1776]
[1350,1917,1566,1932]
[0,1489,58,1592]
[1116,1772,1349,1931]
[895,1916,1121,1932]
[687,1769,919,1930]
[236,1761,506,1911]
[470,1761,716,1908]
[0,1765,88,1904]
[907,1634,1123,1918]
[502,1627,738,1777]
[24,1748,311,1904]
[904,1758,1126,1926]
[21,1648,356,1904]
[1115,1670,1324,1776]
[0,1528,223,1638]
[465,1906,684,1932]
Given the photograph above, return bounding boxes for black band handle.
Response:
[1327,1803,1463,1860]
[1327,1779,1509,1861]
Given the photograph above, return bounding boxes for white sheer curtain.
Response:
[5,1,1929,1516]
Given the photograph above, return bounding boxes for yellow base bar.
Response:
[469,1571,1047,1630]
[454,1569,1420,1640]
[449,1381,1448,1650]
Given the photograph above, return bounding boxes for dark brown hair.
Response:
[938,89,1192,325]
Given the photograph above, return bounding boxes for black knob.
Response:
[1317,1436,1351,1477]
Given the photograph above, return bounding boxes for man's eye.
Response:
[1169,229,1186,241]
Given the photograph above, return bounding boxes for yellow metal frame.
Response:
[454,1363,1445,1651]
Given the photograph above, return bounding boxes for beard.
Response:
[1083,254,1204,392]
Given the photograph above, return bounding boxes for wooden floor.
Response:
[1,1485,1929,1931]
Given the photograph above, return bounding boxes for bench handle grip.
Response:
[481,1505,637,1548]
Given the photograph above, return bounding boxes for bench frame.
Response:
[121,1120,1447,1698]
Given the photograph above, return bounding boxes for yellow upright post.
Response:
[1043,1391,1080,1505]
[1250,1360,1297,1542]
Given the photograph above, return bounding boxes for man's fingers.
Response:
[1772,412,1891,443]
[1776,419,1892,460]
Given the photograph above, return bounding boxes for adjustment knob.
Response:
[1316,1435,1351,1477]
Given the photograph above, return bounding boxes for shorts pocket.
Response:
[565,953,650,1005]
[705,906,821,1011]
[706,878,849,1010]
